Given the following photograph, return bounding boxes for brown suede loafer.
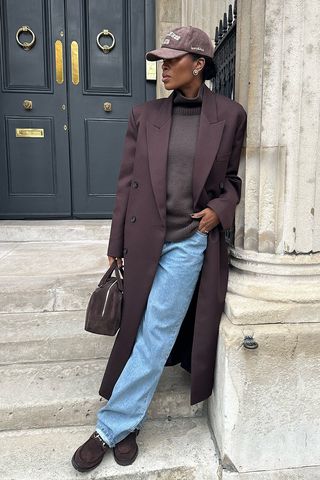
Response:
[71,431,110,472]
[113,429,140,466]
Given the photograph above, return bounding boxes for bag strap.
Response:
[98,259,124,291]
[113,262,124,292]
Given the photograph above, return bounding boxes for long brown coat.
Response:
[98,83,247,405]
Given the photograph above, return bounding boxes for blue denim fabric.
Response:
[95,229,208,447]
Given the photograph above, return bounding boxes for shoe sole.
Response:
[113,445,139,466]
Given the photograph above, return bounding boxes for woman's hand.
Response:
[190,207,220,233]
[108,255,123,268]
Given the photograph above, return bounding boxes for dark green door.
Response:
[0,0,155,218]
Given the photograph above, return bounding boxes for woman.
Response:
[72,25,247,472]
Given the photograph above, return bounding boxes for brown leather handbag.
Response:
[84,260,124,336]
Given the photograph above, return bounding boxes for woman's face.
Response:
[161,53,205,91]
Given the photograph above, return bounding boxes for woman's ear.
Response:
[197,57,206,69]
[195,57,206,77]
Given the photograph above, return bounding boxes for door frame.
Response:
[144,0,156,102]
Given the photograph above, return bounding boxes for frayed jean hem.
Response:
[95,420,143,448]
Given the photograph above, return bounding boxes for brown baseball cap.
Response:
[145,26,214,61]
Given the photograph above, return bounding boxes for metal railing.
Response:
[211,1,237,245]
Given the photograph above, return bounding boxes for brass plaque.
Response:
[16,128,44,138]
[55,40,64,84]
[71,41,79,85]
[146,60,157,81]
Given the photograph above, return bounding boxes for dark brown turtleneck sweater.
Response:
[165,82,205,242]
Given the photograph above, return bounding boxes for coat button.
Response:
[132,181,138,188]
[123,247,128,255]
[130,216,136,223]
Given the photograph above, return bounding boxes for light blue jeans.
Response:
[95,229,208,447]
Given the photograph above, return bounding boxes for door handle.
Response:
[71,41,79,85]
[23,99,33,110]
[96,29,115,53]
[55,40,64,84]
[16,26,36,50]
[103,102,112,112]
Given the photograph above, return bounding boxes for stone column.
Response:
[208,0,320,478]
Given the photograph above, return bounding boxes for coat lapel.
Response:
[146,92,173,226]
[192,86,226,209]
[146,84,225,225]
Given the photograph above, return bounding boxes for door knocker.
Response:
[96,29,115,54]
[16,26,36,51]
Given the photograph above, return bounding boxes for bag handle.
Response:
[98,259,124,291]
[113,261,124,292]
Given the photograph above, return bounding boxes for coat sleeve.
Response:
[107,107,138,257]
[207,108,247,231]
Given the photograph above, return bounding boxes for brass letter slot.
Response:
[16,128,44,138]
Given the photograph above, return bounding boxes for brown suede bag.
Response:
[85,260,124,336]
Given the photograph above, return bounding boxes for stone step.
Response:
[0,359,204,431]
[0,417,219,480]
[0,241,108,277]
[0,310,114,365]
[0,219,111,242]
[0,273,100,314]
[0,240,113,314]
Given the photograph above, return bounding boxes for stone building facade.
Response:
[0,1,319,478]
[156,1,320,478]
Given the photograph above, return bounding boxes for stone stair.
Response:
[0,220,220,479]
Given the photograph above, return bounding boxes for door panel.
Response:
[5,117,56,194]
[66,0,147,217]
[84,118,127,196]
[84,1,129,93]
[0,0,71,217]
[2,0,50,91]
